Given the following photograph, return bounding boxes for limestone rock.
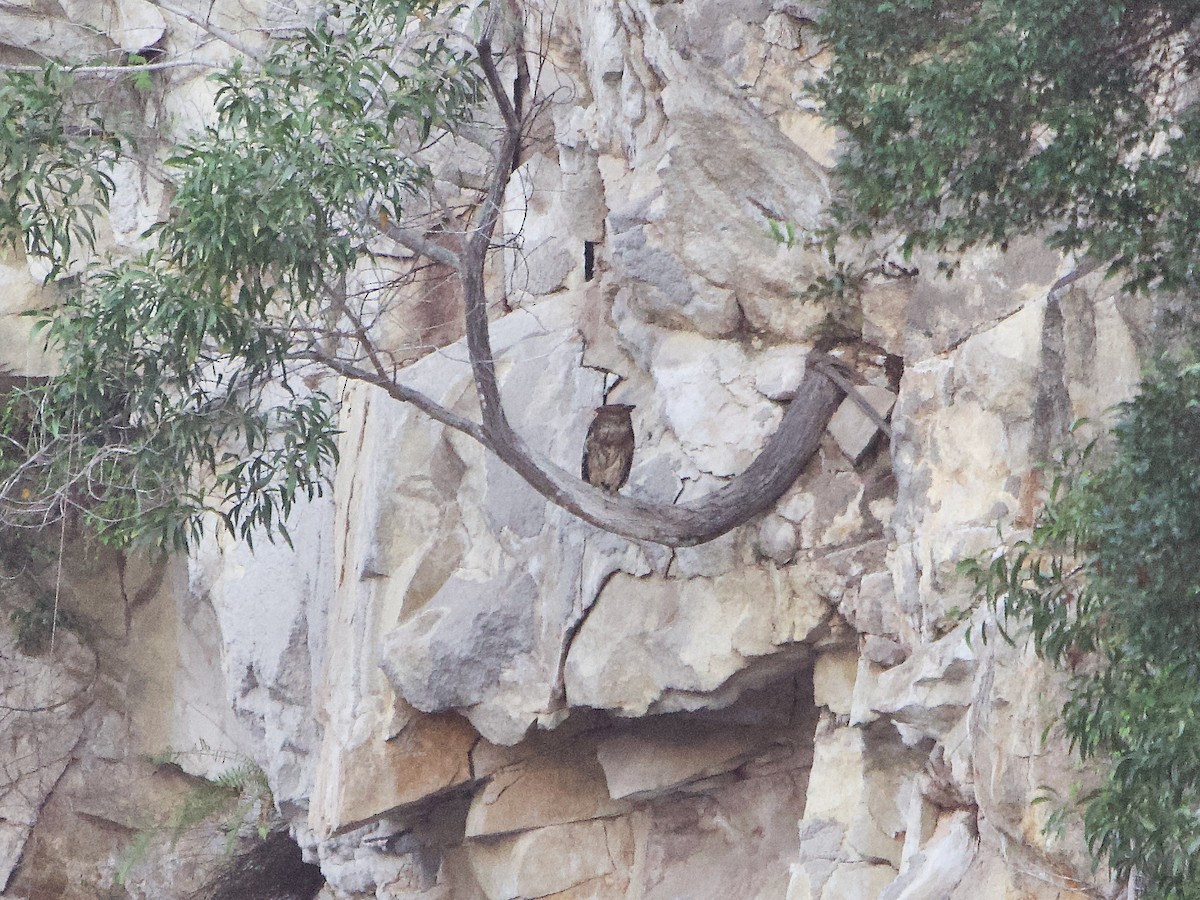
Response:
[0,0,1147,896]
[753,345,810,400]
[0,631,91,889]
[828,385,896,465]
[503,152,605,303]
[595,718,778,800]
[563,567,829,717]
[860,282,913,357]
[59,0,165,52]
[467,818,634,900]
[0,253,56,376]
[802,723,904,868]
[369,297,606,747]
[852,625,976,738]
[633,741,811,900]
[812,648,858,716]
[598,40,834,340]
[968,639,1098,879]
[0,7,111,59]
[466,750,630,838]
[902,237,1062,362]
[785,820,847,900]
[881,811,977,900]
[822,864,898,899]
[188,492,335,807]
[840,570,903,640]
[649,331,783,476]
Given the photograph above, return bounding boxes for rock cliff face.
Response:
[0,1,1163,898]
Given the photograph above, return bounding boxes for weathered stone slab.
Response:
[564,567,828,717]
[881,810,977,900]
[467,818,633,900]
[466,751,630,838]
[828,384,896,465]
[595,720,773,800]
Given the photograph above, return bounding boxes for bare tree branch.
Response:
[302,350,487,444]
[0,60,218,75]
[378,218,463,270]
[815,356,894,439]
[1049,256,1106,297]
[149,1,267,62]
[454,9,527,443]
[477,6,521,134]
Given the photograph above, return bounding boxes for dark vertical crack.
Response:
[550,566,619,711]
[584,240,596,281]
[1030,294,1071,460]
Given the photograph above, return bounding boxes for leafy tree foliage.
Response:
[816,0,1200,290]
[828,1,1200,893]
[0,65,120,278]
[0,0,851,552]
[965,364,1200,897]
[0,0,481,548]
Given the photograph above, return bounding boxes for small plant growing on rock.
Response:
[117,749,276,888]
[767,221,914,345]
[9,594,75,655]
[0,525,76,655]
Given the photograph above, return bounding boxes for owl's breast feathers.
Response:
[582,404,636,494]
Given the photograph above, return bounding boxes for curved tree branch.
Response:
[338,10,852,547]
[481,362,845,546]
[459,18,523,438]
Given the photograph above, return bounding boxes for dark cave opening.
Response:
[192,830,324,900]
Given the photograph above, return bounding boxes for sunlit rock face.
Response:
[0,0,1162,898]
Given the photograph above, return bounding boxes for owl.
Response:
[582,404,636,494]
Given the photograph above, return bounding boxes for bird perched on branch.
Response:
[582,404,636,494]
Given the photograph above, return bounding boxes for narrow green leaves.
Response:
[0,0,485,549]
[963,356,1200,897]
[815,0,1200,292]
[0,64,121,278]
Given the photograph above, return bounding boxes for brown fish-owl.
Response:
[582,404,636,494]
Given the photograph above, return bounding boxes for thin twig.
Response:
[300,350,487,443]
[49,514,66,656]
[149,1,267,62]
[0,60,219,75]
[323,280,392,379]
